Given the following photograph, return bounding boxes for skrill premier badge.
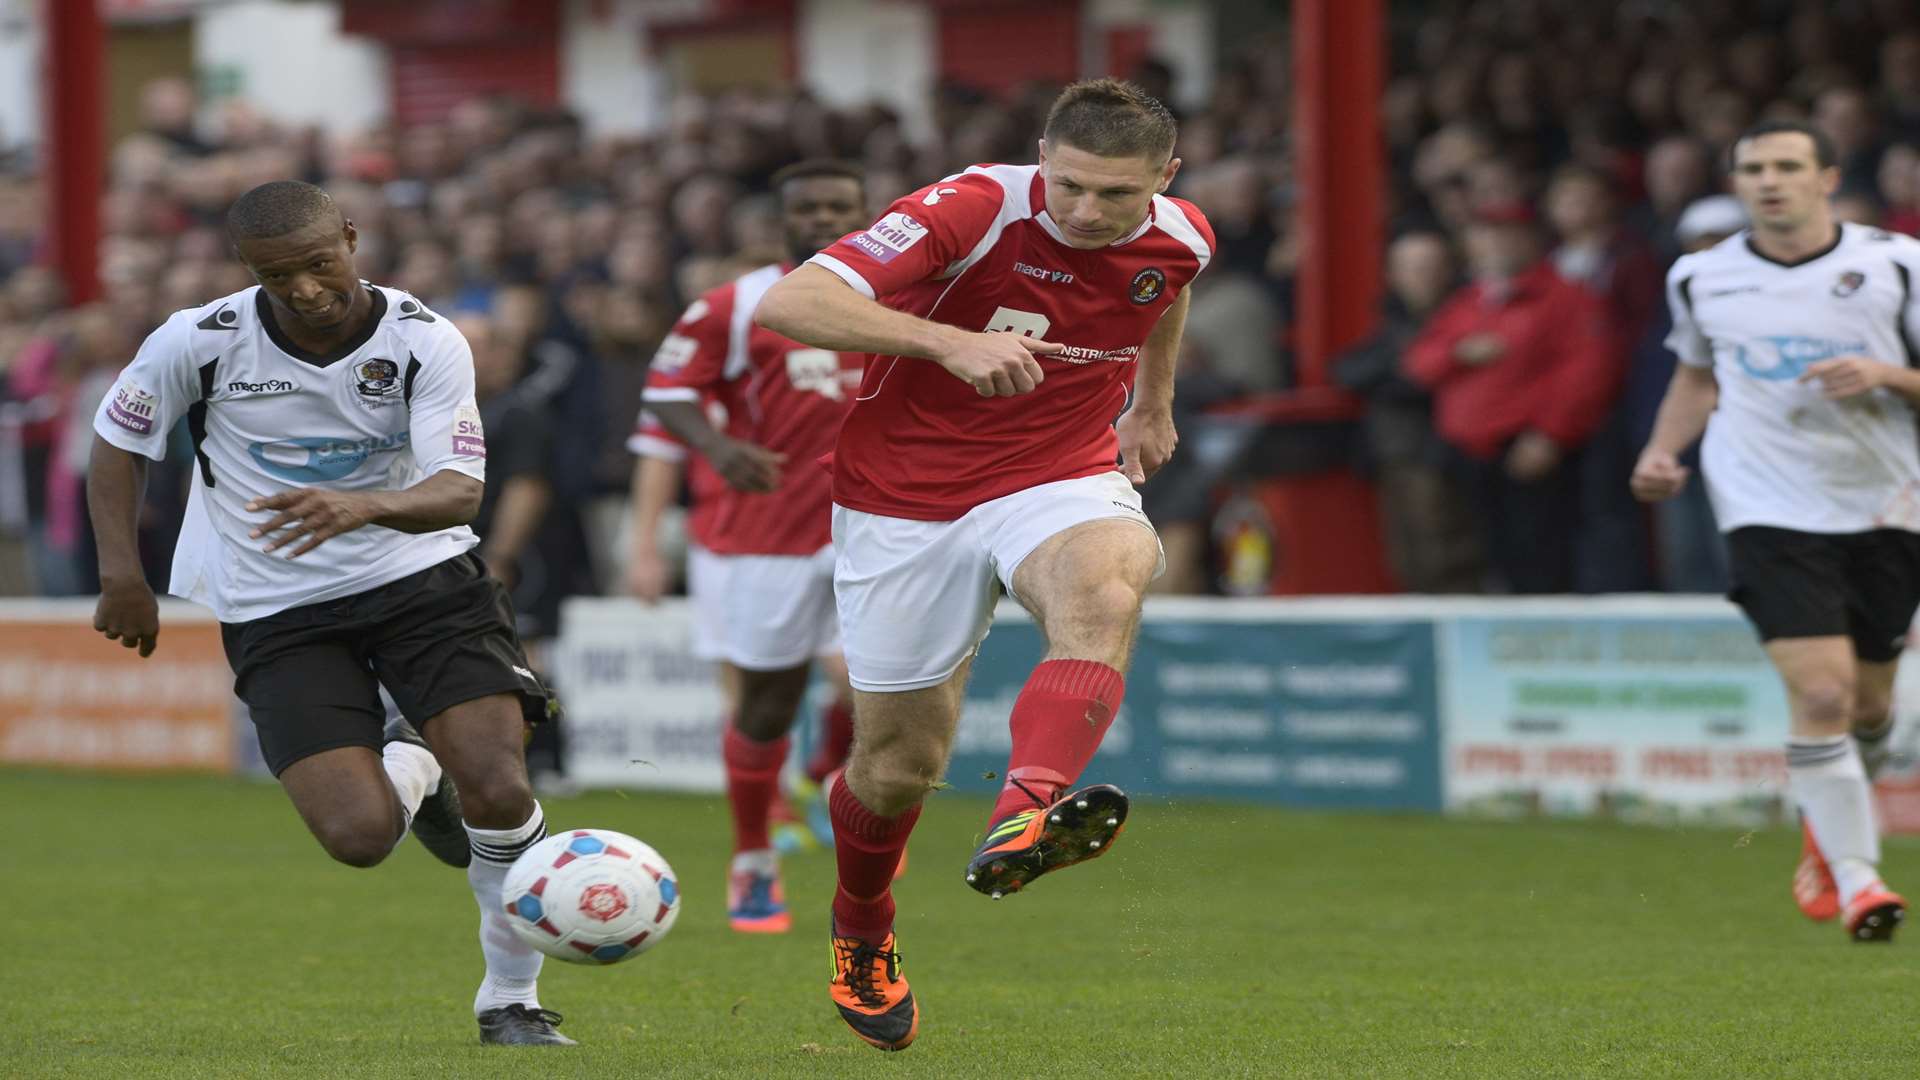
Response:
[106,385,158,435]
[453,403,487,458]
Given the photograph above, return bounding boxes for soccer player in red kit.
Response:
[639,160,869,933]
[755,80,1211,1051]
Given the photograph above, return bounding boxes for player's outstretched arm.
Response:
[1630,364,1718,502]
[756,265,1062,397]
[87,436,159,657]
[248,469,483,558]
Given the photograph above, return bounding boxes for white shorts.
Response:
[685,543,840,670]
[833,471,1161,693]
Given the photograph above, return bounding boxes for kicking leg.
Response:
[960,519,1156,897]
[421,693,572,1045]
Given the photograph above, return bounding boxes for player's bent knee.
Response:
[456,765,535,828]
[1795,680,1855,730]
[313,818,399,868]
[1084,578,1146,629]
[853,755,944,816]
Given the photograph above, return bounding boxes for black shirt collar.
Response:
[1743,224,1843,269]
[256,286,386,368]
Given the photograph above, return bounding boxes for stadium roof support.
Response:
[1292,0,1382,388]
[45,0,105,306]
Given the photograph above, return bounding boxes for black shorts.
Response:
[1725,526,1920,662]
[221,552,555,776]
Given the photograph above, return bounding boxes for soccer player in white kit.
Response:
[89,181,575,1042]
[1633,121,1920,942]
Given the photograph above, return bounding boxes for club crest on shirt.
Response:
[1129,266,1167,305]
[353,357,403,407]
[1833,270,1866,297]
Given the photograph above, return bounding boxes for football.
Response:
[501,829,681,965]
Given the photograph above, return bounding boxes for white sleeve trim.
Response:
[642,386,702,403]
[627,433,689,462]
[728,264,784,381]
[806,253,876,300]
[1150,195,1213,272]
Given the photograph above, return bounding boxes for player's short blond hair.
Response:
[1043,78,1177,164]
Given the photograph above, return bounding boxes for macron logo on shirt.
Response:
[849,212,929,264]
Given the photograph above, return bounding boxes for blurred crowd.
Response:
[2,0,1918,605]
[1343,0,1920,595]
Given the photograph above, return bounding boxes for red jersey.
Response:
[807,163,1213,521]
[641,263,863,555]
[626,408,725,551]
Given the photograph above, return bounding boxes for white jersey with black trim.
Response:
[93,284,487,622]
[1665,223,1920,534]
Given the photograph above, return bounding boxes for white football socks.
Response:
[1788,736,1881,904]
[380,740,441,832]
[467,803,548,1016]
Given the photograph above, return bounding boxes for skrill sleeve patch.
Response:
[452,401,486,458]
[847,211,929,265]
[106,385,158,435]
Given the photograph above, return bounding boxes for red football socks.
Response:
[990,659,1125,823]
[722,725,789,854]
[830,773,921,941]
[806,699,857,784]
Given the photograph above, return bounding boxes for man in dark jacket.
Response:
[1333,231,1484,592]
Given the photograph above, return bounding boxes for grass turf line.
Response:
[2,768,1917,1078]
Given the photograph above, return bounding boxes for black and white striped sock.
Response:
[466,803,548,1015]
[467,805,549,867]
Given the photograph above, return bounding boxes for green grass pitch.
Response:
[4,768,1919,1079]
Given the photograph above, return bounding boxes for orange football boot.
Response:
[1844,884,1907,942]
[829,921,917,1051]
[964,783,1129,899]
[1793,819,1840,922]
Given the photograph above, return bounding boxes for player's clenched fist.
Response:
[248,488,375,557]
[94,576,159,657]
[934,331,1061,397]
[1629,447,1691,502]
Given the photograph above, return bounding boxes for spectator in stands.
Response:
[1333,231,1484,593]
[462,311,553,603]
[1545,164,1662,592]
[1403,202,1616,594]
[1636,136,1715,263]
[1831,190,1883,225]
[1884,33,1920,143]
[1812,85,1885,194]
[1882,142,1920,235]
